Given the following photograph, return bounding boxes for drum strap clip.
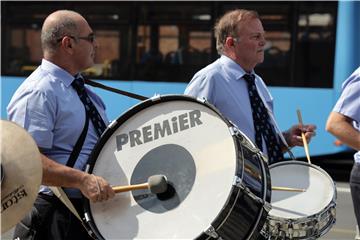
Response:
[204,225,222,239]
[232,176,242,187]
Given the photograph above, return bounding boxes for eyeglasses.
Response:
[57,34,96,43]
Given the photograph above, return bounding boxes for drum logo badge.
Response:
[116,110,203,151]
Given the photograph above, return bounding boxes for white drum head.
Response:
[89,98,237,239]
[269,161,335,219]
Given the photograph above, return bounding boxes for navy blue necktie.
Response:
[243,74,284,164]
[72,78,107,136]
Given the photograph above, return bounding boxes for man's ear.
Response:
[225,37,236,47]
[60,36,74,53]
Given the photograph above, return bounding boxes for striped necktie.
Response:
[243,74,284,164]
[72,78,107,136]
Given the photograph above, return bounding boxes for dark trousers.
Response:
[350,163,360,228]
[13,193,94,240]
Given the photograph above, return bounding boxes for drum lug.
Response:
[237,183,265,206]
[197,97,207,103]
[257,151,268,164]
[228,126,237,136]
[150,94,161,101]
[204,225,222,239]
[232,176,242,187]
[263,201,272,213]
[84,212,91,222]
[108,119,118,129]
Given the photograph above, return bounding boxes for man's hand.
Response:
[284,124,317,147]
[80,174,115,203]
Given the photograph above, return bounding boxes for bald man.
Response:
[8,10,115,239]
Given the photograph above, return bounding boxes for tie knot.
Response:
[72,78,85,92]
[243,74,255,84]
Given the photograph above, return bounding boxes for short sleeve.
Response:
[22,90,56,148]
[333,81,360,123]
[184,74,215,103]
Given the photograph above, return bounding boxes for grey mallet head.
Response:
[148,175,168,194]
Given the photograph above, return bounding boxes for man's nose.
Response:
[93,39,99,48]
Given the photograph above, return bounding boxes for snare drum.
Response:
[262,161,336,239]
[83,95,271,239]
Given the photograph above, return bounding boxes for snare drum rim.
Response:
[268,160,336,223]
[83,94,246,240]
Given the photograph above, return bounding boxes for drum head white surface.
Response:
[269,161,335,219]
[90,99,237,239]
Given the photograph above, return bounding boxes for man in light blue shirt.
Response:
[185,9,316,164]
[7,10,115,239]
[326,66,360,239]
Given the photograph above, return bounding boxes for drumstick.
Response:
[272,186,306,192]
[297,109,311,164]
[112,175,168,194]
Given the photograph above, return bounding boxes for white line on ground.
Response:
[337,187,351,193]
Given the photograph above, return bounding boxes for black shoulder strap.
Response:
[66,111,89,168]
[84,78,148,101]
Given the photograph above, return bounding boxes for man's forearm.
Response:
[40,154,86,189]
[326,112,360,151]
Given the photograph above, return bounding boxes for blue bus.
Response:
[1,1,359,158]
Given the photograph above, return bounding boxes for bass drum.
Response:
[83,95,271,239]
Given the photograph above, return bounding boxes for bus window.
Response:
[295,3,336,88]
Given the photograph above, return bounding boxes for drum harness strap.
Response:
[85,78,148,101]
[48,107,98,237]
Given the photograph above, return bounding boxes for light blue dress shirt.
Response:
[7,59,109,197]
[332,66,360,163]
[185,55,286,155]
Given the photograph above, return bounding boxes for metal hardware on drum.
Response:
[204,225,220,239]
[108,119,118,129]
[232,175,242,188]
[197,96,206,103]
[228,126,236,136]
[237,182,267,206]
[150,94,161,101]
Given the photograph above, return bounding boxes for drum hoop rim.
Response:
[268,160,337,221]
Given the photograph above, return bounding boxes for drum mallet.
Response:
[112,175,168,194]
[272,186,306,192]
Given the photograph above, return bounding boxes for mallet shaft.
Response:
[272,186,306,192]
[112,183,149,193]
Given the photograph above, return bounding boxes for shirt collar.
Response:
[219,55,256,81]
[40,59,81,88]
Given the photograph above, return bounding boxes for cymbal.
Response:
[1,120,42,233]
